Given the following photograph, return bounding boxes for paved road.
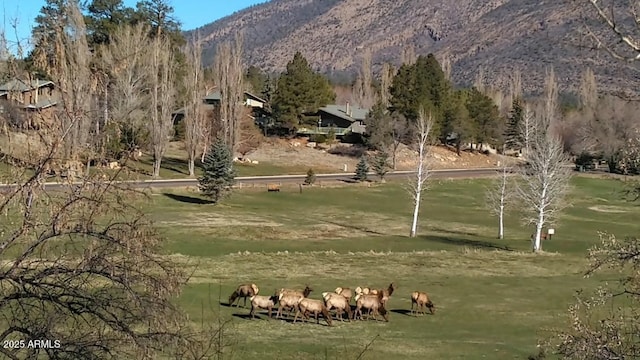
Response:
[0,167,503,191]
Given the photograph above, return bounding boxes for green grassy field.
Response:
[144,175,639,359]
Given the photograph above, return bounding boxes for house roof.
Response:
[317,104,369,122]
[0,79,54,92]
[0,91,7,97]
[25,98,57,110]
[244,91,267,103]
[203,90,266,104]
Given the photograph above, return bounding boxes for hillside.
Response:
[188,0,639,96]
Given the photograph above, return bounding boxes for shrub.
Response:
[304,168,316,185]
[309,134,327,143]
[354,157,369,182]
[198,138,236,203]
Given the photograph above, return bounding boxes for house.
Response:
[299,102,369,136]
[172,90,270,125]
[0,78,58,127]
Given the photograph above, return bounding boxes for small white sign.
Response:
[547,228,555,235]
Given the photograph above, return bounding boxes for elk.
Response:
[322,292,352,321]
[353,291,388,322]
[294,297,333,326]
[410,291,435,316]
[334,287,353,304]
[249,293,280,319]
[276,285,313,319]
[229,283,259,307]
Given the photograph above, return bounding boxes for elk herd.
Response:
[227,282,435,326]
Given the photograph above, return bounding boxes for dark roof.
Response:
[25,98,57,110]
[0,79,54,92]
[317,104,369,122]
[203,90,267,104]
[244,91,267,103]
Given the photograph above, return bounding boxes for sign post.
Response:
[547,228,555,241]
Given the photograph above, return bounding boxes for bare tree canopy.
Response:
[213,32,245,155]
[148,34,176,178]
[515,68,572,252]
[485,155,515,240]
[579,0,640,63]
[408,108,434,238]
[183,32,207,177]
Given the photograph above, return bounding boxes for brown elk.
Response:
[249,292,280,319]
[229,283,259,307]
[410,291,435,316]
[322,292,352,321]
[294,298,333,326]
[353,292,388,322]
[276,285,313,319]
[530,232,549,241]
[334,287,353,304]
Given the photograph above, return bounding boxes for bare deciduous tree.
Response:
[509,69,522,103]
[39,2,93,162]
[183,33,206,177]
[0,46,228,360]
[148,34,176,178]
[519,102,536,158]
[440,52,452,81]
[485,154,515,239]
[100,23,151,158]
[579,67,598,111]
[580,0,640,63]
[379,62,393,107]
[213,33,244,155]
[237,107,263,157]
[515,69,572,252]
[573,95,640,172]
[408,108,434,238]
[353,49,375,108]
[400,44,416,65]
[553,232,640,358]
[474,65,486,93]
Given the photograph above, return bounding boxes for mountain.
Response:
[187,0,639,96]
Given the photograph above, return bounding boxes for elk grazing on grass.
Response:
[249,292,280,319]
[353,291,389,322]
[355,283,395,316]
[322,292,352,321]
[294,297,333,326]
[276,285,313,319]
[334,287,353,304]
[229,283,259,307]
[410,291,435,316]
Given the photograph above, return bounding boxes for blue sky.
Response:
[1,0,268,53]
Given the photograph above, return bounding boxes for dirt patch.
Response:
[588,205,628,213]
[157,213,283,227]
[243,138,502,172]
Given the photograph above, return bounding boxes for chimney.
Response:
[346,102,350,117]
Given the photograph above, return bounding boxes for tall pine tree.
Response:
[504,97,524,151]
[272,52,335,131]
[389,53,450,139]
[198,138,236,204]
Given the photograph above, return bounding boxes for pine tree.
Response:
[504,97,524,151]
[354,157,369,182]
[304,168,316,185]
[371,151,390,182]
[198,138,236,203]
[272,52,336,131]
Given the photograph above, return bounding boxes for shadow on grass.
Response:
[390,309,413,316]
[163,193,214,205]
[139,156,192,175]
[421,234,513,251]
[320,220,387,236]
[430,226,479,237]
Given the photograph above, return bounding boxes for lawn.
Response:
[143,175,640,359]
